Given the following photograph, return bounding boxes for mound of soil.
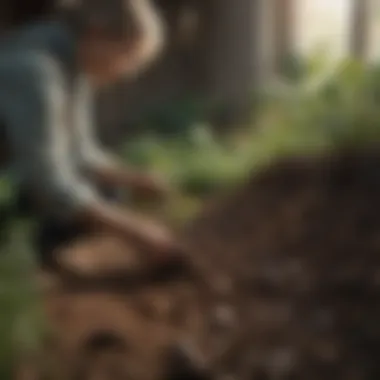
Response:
[184,148,380,380]
[33,147,380,380]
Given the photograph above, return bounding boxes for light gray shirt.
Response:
[0,20,117,218]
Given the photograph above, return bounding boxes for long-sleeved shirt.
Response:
[0,20,117,218]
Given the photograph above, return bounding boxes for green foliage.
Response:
[124,124,253,197]
[0,173,45,377]
[0,220,43,378]
[133,96,214,136]
[124,57,380,200]
[265,59,380,150]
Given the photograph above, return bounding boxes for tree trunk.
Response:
[200,0,263,128]
[272,0,295,74]
[349,0,370,60]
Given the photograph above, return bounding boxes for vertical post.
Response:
[200,0,262,128]
[272,0,295,74]
[349,0,370,60]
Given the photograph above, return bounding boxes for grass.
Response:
[0,220,44,378]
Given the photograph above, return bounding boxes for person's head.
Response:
[62,0,165,85]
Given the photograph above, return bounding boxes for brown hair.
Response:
[59,0,165,69]
[60,0,163,41]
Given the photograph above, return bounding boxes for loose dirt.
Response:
[30,148,380,380]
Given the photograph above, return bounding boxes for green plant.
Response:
[0,220,44,378]
[123,57,380,202]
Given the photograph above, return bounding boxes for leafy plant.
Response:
[123,57,380,203]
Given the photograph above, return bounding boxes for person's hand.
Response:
[79,201,188,272]
[133,219,190,275]
[141,222,180,260]
[131,173,172,202]
[133,218,182,261]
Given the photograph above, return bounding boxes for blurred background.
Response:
[2,0,379,142]
[2,0,380,377]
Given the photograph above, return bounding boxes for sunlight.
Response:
[295,0,352,59]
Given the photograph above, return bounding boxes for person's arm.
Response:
[4,53,175,256]
[74,78,169,199]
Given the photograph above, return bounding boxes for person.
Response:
[0,0,182,270]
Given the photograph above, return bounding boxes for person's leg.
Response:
[34,187,123,270]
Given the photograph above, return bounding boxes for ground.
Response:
[32,236,204,380]
[19,147,380,380]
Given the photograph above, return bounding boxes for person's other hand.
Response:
[134,217,182,260]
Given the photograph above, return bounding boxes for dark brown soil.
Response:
[184,147,380,380]
[36,147,380,380]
